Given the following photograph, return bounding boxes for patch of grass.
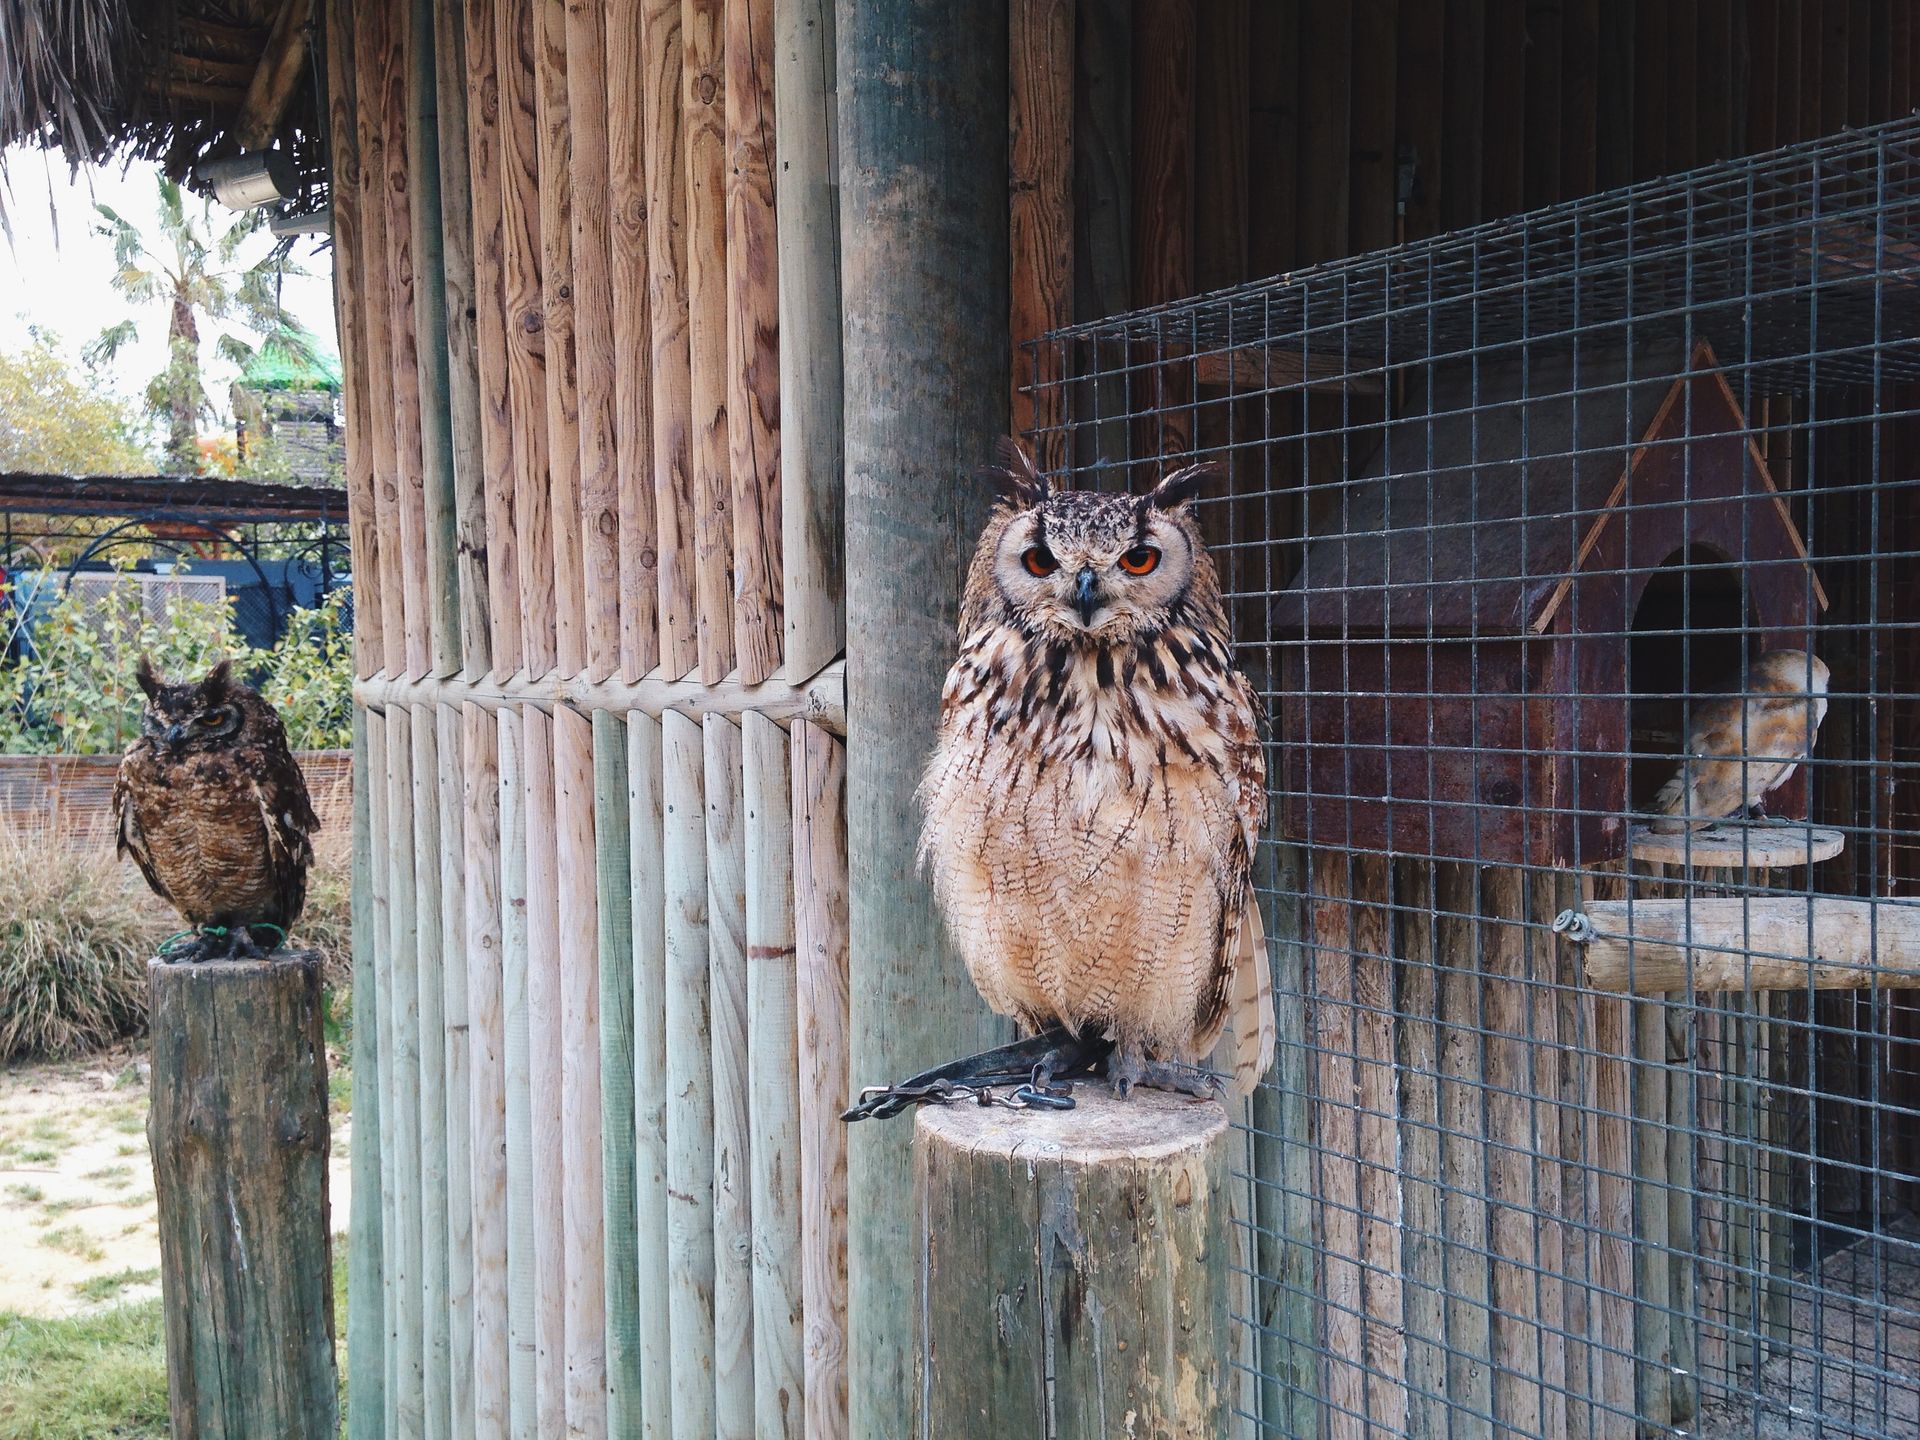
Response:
[115,1142,143,1158]
[18,1146,56,1164]
[38,1227,105,1263]
[71,1268,159,1305]
[109,1110,146,1136]
[41,1197,94,1218]
[328,1064,352,1118]
[0,1301,168,1440]
[81,1165,132,1184]
[112,1063,143,1091]
[3,1184,43,1205]
[0,818,157,1063]
[27,1118,71,1144]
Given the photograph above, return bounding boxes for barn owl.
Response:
[1648,649,1830,833]
[917,440,1275,1099]
[115,656,318,961]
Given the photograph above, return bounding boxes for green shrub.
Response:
[0,580,353,755]
[0,819,159,1062]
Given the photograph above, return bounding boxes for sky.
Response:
[0,144,339,442]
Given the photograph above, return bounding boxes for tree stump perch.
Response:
[914,1090,1232,1439]
[148,951,339,1440]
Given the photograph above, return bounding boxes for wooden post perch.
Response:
[913,1091,1231,1438]
[1562,896,1920,993]
[148,951,339,1440]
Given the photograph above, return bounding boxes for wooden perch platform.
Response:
[1628,821,1846,869]
[913,1091,1230,1438]
[148,951,338,1439]
[1192,345,1385,394]
[1562,897,1920,994]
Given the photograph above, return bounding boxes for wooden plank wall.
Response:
[330,0,849,1434]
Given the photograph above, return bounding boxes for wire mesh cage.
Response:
[1032,117,1920,1440]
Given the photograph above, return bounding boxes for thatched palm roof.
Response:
[0,0,319,179]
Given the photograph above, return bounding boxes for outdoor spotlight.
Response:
[197,150,298,211]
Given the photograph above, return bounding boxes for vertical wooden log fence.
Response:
[347,713,385,1440]
[499,709,537,1440]
[465,703,509,1440]
[409,707,451,1438]
[521,708,566,1438]
[686,0,737,684]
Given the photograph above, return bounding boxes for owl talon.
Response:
[1106,1049,1221,1100]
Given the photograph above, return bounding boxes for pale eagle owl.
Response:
[918,440,1275,1099]
[115,656,318,961]
[1648,648,1829,833]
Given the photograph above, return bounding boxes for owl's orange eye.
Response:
[1119,546,1161,575]
[1023,546,1059,577]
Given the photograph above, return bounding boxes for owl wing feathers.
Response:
[1194,666,1274,1097]
[1649,690,1820,832]
[253,766,320,933]
[113,758,172,909]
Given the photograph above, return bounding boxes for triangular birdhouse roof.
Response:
[1270,338,1826,635]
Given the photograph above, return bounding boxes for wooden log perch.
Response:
[1627,821,1845,870]
[148,951,339,1440]
[1562,897,1920,994]
[914,1091,1230,1439]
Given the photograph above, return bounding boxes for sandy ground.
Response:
[0,1042,351,1318]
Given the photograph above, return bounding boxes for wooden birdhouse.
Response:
[1268,339,1829,868]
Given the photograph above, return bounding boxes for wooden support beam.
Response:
[1568,897,1920,994]
[409,708,451,1437]
[464,0,522,679]
[705,715,755,1434]
[1129,0,1194,456]
[1010,0,1075,468]
[567,0,623,685]
[593,713,641,1432]
[726,0,783,685]
[497,709,538,1435]
[686,0,738,683]
[774,0,845,679]
[743,711,804,1437]
[150,953,338,1438]
[1193,346,1384,395]
[497,0,556,677]
[463,703,509,1440]
[537,0,585,680]
[383,708,426,1429]
[663,710,717,1437]
[353,657,847,731]
[234,0,312,149]
[521,707,565,1437]
[407,0,462,681]
[626,712,673,1439]
[432,0,492,676]
[607,0,662,682]
[366,715,401,1439]
[837,3,1011,1431]
[324,0,382,680]
[643,0,701,680]
[555,703,608,1437]
[913,1094,1230,1435]
[436,705,473,1437]
[379,1,432,679]
[346,714,386,1440]
[353,0,406,675]
[791,718,850,1440]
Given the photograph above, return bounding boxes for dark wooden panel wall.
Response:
[1012,0,1920,395]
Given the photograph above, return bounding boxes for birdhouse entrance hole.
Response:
[1627,543,1759,814]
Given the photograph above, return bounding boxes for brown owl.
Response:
[115,656,318,961]
[918,440,1275,1099]
[1648,648,1830,833]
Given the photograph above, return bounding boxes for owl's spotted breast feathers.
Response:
[922,454,1273,1097]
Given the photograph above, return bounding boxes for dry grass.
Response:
[293,779,353,989]
[0,813,160,1063]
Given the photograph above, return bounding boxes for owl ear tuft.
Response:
[200,657,234,697]
[134,654,161,699]
[1140,460,1223,515]
[974,436,1049,508]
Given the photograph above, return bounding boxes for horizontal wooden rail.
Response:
[1556,897,1920,994]
[354,660,846,732]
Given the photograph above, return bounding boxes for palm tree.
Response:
[84,176,311,474]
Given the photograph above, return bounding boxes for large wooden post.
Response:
[914,1092,1232,1437]
[148,953,339,1440]
[837,3,1010,1434]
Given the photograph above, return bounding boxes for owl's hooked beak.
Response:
[1073,567,1099,626]
[163,723,187,752]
